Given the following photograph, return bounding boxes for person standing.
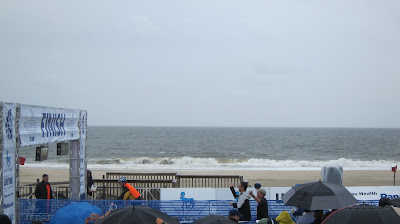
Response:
[249,188,269,220]
[117,177,143,200]
[35,174,54,199]
[87,170,96,197]
[229,182,251,221]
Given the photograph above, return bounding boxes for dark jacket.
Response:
[257,197,269,220]
[87,176,94,196]
[35,181,54,199]
[230,186,251,221]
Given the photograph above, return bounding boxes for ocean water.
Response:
[20,127,400,170]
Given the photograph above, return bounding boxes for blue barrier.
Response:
[19,199,379,224]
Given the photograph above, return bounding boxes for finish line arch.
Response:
[0,102,87,224]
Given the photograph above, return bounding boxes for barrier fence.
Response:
[19,199,379,224]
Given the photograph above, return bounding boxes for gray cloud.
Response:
[1,0,399,127]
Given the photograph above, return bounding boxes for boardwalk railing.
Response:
[105,172,244,188]
[19,173,244,200]
[175,175,244,188]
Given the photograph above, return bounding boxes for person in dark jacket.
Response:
[35,174,54,199]
[311,210,324,224]
[229,182,251,221]
[249,188,269,220]
[87,170,95,197]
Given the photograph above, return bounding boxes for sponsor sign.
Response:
[2,102,16,223]
[161,186,400,201]
[19,105,80,146]
[79,111,87,198]
[160,188,264,201]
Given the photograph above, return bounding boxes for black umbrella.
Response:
[389,197,400,207]
[192,215,237,224]
[282,181,358,210]
[94,205,180,224]
[322,204,400,224]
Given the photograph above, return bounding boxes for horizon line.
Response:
[86,125,400,129]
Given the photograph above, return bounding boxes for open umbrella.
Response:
[50,202,102,224]
[282,181,358,210]
[192,215,237,224]
[389,197,400,207]
[94,205,180,224]
[322,204,400,224]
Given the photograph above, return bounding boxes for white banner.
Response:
[19,105,80,146]
[2,102,16,223]
[161,186,400,201]
[79,111,87,198]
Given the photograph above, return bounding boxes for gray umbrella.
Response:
[322,204,400,224]
[389,197,400,207]
[282,181,358,210]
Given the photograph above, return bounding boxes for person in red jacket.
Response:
[117,177,143,200]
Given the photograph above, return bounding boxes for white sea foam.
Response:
[22,156,399,171]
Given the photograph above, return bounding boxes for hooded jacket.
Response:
[276,211,295,224]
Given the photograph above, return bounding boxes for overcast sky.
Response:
[1,0,399,127]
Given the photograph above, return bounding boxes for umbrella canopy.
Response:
[192,215,237,224]
[50,202,102,224]
[94,205,180,224]
[282,181,358,210]
[389,197,400,207]
[322,204,400,224]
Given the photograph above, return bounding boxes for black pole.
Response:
[394,172,396,186]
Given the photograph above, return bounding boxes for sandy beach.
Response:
[19,167,398,187]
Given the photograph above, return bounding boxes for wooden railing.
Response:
[106,172,177,181]
[18,173,245,200]
[105,172,243,188]
[175,175,244,188]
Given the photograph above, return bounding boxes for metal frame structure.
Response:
[0,101,87,223]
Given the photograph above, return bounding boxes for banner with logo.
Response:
[2,102,16,223]
[79,111,87,198]
[19,105,80,146]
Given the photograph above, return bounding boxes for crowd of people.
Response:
[226,182,337,224]
[3,174,396,223]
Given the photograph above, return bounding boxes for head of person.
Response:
[0,214,12,224]
[228,209,240,221]
[314,210,324,220]
[118,177,127,187]
[257,188,267,199]
[42,174,49,183]
[254,183,261,190]
[276,211,295,224]
[87,170,92,178]
[379,197,391,207]
[238,182,248,193]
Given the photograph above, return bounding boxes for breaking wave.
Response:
[23,156,399,171]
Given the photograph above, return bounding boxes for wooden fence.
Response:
[18,172,244,200]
